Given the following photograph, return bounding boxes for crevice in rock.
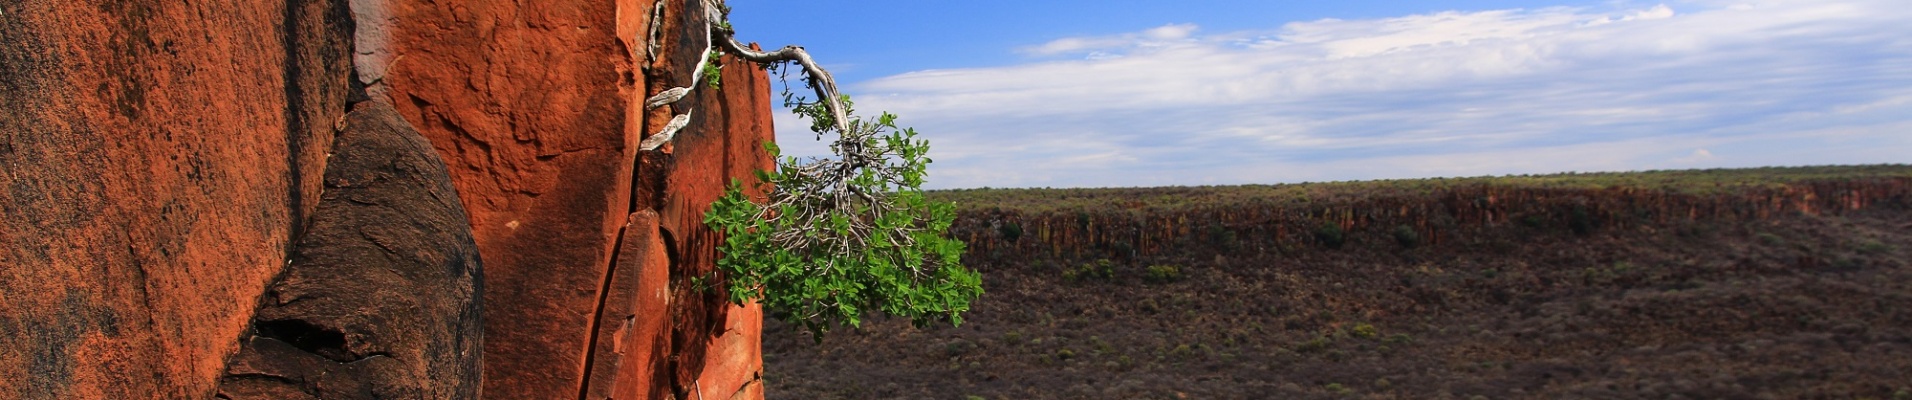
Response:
[254,319,357,363]
[219,372,302,386]
[659,226,681,269]
[281,0,311,253]
[578,220,630,400]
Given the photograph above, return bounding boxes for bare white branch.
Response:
[641,111,693,151]
[645,87,690,110]
[645,1,666,65]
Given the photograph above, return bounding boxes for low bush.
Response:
[1295,336,1333,353]
[1569,205,1596,235]
[1065,259,1115,281]
[1145,264,1183,283]
[1315,223,1347,249]
[1350,323,1379,339]
[997,221,1022,242]
[1391,224,1421,248]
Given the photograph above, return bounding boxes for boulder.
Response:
[214,100,483,399]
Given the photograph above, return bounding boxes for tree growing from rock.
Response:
[644,0,982,338]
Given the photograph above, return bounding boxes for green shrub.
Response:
[1145,264,1183,283]
[1569,205,1595,235]
[1168,343,1194,358]
[1064,259,1115,281]
[1295,336,1333,352]
[1349,323,1379,339]
[704,76,980,338]
[1314,223,1347,249]
[1391,224,1420,248]
[1325,383,1350,394]
[943,339,977,358]
[997,221,1022,243]
[1208,224,1238,251]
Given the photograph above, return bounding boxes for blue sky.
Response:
[727,0,1912,189]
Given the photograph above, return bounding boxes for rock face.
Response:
[1,0,772,397]
[0,0,354,397]
[375,0,647,394]
[374,0,769,398]
[214,100,483,399]
[372,0,650,396]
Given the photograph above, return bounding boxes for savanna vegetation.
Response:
[764,165,1912,399]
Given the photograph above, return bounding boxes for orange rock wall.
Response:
[9,0,768,396]
[378,0,768,398]
[0,0,354,398]
[377,0,642,396]
[2,0,771,397]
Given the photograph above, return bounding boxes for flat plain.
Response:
[765,165,1912,399]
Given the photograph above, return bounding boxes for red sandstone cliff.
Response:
[375,0,770,397]
[1,0,770,398]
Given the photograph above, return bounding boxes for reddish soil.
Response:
[764,183,1912,399]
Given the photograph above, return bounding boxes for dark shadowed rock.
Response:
[215,100,482,399]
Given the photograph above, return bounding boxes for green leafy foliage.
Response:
[700,48,725,89]
[703,85,980,338]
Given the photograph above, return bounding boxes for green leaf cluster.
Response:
[703,91,981,338]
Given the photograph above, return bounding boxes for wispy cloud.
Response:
[772,0,1912,188]
[1019,24,1201,59]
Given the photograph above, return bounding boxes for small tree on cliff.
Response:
[642,0,982,338]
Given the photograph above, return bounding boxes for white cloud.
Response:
[1670,148,1717,164]
[773,0,1912,188]
[1020,23,1200,56]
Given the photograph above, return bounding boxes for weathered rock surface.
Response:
[583,211,673,400]
[372,0,648,396]
[647,39,775,400]
[214,100,483,399]
[377,0,769,397]
[0,0,353,397]
[1,0,772,397]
